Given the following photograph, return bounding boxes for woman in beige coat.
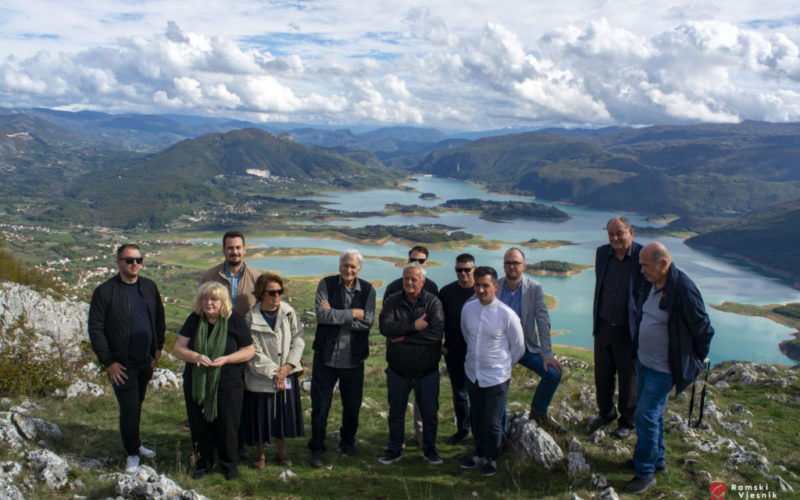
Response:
[241,273,305,468]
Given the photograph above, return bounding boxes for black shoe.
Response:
[445,431,468,445]
[586,415,615,433]
[225,468,239,481]
[625,459,667,474]
[308,450,324,468]
[610,426,632,440]
[624,475,656,494]
[459,455,484,469]
[423,449,443,465]
[378,449,402,465]
[191,467,210,480]
[481,459,497,476]
[337,441,359,457]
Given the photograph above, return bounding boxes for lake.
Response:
[242,176,800,366]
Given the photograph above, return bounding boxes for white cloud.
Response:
[0,2,799,129]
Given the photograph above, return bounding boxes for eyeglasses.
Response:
[503,261,523,266]
[265,289,284,297]
[120,257,144,265]
[455,267,473,273]
[409,258,426,264]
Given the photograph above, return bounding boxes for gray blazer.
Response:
[496,276,553,359]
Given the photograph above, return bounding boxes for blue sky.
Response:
[2,1,800,130]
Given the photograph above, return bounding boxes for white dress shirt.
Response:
[461,298,525,388]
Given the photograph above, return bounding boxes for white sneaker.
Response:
[125,455,140,473]
[138,445,156,459]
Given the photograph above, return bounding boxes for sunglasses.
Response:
[504,261,523,266]
[265,289,284,297]
[409,258,426,264]
[120,257,144,265]
[456,267,473,273]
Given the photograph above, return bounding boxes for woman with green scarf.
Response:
[173,282,254,481]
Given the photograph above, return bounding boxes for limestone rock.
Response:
[559,400,582,424]
[65,381,104,400]
[149,369,181,390]
[0,418,24,452]
[0,282,88,361]
[279,469,297,481]
[507,412,564,470]
[591,473,608,489]
[26,449,69,489]
[567,437,582,453]
[567,451,590,476]
[770,474,794,492]
[112,465,210,500]
[597,486,620,500]
[728,446,770,472]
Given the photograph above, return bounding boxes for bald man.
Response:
[624,242,714,494]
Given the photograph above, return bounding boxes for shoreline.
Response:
[712,302,800,362]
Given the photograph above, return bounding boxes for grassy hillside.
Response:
[418,123,800,217]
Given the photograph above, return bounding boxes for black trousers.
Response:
[111,361,153,456]
[308,352,364,452]
[465,378,508,461]
[445,351,470,434]
[183,379,244,473]
[593,320,637,428]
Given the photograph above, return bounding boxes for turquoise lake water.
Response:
[231,176,800,365]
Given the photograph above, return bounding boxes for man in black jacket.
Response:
[378,262,445,465]
[624,242,714,494]
[588,216,646,440]
[88,244,165,473]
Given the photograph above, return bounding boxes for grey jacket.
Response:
[496,276,553,359]
[199,262,261,316]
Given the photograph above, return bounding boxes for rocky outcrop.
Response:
[507,411,564,469]
[105,466,209,500]
[0,282,88,361]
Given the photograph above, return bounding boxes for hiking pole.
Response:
[692,358,712,428]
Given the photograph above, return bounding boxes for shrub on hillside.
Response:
[774,303,800,320]
[0,318,74,397]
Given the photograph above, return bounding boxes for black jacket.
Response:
[379,289,444,379]
[593,241,647,339]
[633,264,715,394]
[88,275,166,368]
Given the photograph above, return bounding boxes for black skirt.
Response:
[242,373,305,445]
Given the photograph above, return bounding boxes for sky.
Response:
[2,1,800,130]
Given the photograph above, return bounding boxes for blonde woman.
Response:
[242,273,306,468]
[173,282,254,481]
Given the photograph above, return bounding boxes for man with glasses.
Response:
[437,253,476,445]
[308,249,376,467]
[498,247,566,434]
[200,231,261,316]
[89,244,165,473]
[383,246,439,299]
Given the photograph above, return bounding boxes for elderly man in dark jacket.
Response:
[378,262,445,465]
[624,242,714,495]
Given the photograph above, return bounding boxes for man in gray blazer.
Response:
[497,247,565,434]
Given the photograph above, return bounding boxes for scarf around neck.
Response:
[191,314,228,422]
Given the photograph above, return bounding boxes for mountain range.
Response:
[1,109,799,283]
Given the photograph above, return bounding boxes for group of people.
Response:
[88,218,714,494]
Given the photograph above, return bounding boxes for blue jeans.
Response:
[465,378,509,460]
[385,367,440,453]
[518,351,562,414]
[633,361,673,478]
[445,353,470,434]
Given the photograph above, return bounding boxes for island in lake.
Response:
[525,260,592,277]
[440,199,571,222]
[712,302,800,361]
[520,238,574,249]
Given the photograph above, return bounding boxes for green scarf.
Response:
[191,314,228,422]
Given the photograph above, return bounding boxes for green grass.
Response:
[8,354,799,499]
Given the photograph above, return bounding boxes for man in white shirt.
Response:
[459,266,525,477]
